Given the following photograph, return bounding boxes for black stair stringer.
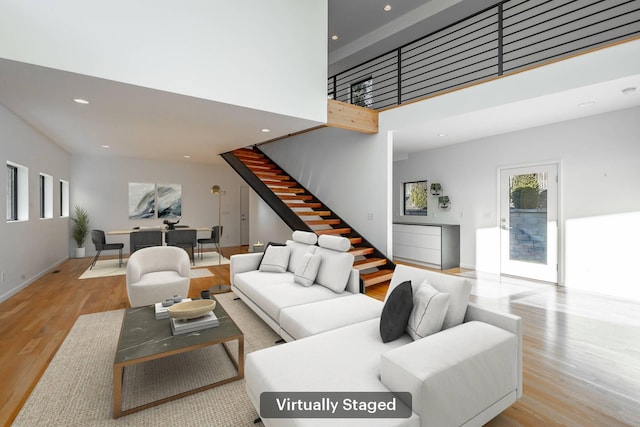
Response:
[220,151,311,232]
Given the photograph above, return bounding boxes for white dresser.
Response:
[393,223,460,269]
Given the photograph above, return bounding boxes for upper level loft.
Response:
[328,0,640,112]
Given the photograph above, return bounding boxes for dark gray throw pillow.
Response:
[379,280,414,343]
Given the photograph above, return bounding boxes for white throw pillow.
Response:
[259,245,291,273]
[294,253,322,287]
[406,280,450,340]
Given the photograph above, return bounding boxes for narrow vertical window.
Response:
[39,173,53,219]
[40,174,45,218]
[7,164,17,221]
[59,179,69,217]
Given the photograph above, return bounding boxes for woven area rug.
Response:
[79,251,229,280]
[13,292,278,426]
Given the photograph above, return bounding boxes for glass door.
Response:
[500,163,558,283]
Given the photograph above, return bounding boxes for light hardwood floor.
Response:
[1,249,639,426]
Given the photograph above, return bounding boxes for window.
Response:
[350,77,373,108]
[7,164,17,220]
[403,180,428,216]
[60,179,69,217]
[6,161,28,221]
[39,173,53,219]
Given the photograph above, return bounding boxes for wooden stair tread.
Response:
[245,163,278,170]
[255,172,289,179]
[360,269,395,286]
[287,202,322,208]
[315,227,350,234]
[265,181,298,188]
[296,210,331,216]
[278,195,313,201]
[304,219,341,225]
[349,237,362,245]
[354,258,387,269]
[349,247,374,256]
[233,150,264,159]
[271,187,306,193]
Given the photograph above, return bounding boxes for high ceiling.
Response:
[1,1,638,165]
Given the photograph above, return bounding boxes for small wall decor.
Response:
[430,183,442,195]
[439,196,450,209]
[403,180,428,216]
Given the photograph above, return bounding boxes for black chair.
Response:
[166,229,197,265]
[90,230,124,269]
[129,230,163,254]
[197,226,223,259]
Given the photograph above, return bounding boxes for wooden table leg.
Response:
[113,364,124,418]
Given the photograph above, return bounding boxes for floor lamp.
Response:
[209,185,229,293]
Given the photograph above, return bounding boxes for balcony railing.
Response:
[328,0,640,110]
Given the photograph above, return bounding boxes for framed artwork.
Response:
[157,184,182,218]
[128,183,156,219]
[350,77,373,108]
[128,183,182,219]
[403,181,428,216]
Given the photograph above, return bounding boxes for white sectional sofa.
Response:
[231,231,382,339]
[231,232,522,426]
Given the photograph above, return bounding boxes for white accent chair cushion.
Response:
[125,246,190,307]
[259,245,291,273]
[294,253,322,287]
[407,280,449,340]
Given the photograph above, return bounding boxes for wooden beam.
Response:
[326,99,378,134]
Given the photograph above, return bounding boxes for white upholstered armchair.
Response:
[125,246,191,307]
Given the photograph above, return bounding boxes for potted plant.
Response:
[71,205,89,258]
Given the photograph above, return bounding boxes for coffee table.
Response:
[113,297,244,418]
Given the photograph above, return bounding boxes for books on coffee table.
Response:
[155,298,192,319]
[170,311,219,335]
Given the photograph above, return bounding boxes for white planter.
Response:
[75,247,86,258]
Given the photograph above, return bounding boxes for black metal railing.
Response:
[328,0,640,110]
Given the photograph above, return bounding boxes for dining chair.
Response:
[166,229,197,265]
[197,226,223,259]
[90,230,124,269]
[129,229,163,254]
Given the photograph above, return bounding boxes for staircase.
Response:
[222,147,394,290]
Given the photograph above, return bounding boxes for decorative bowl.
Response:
[167,299,216,320]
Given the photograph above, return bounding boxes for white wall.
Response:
[0,0,328,122]
[248,191,292,247]
[394,107,640,300]
[260,126,390,253]
[0,106,70,301]
[70,155,246,255]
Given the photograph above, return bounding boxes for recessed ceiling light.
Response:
[73,98,89,105]
[261,128,271,133]
[384,5,392,12]
[331,34,339,41]
[100,145,110,149]
[438,132,447,137]
[577,101,595,108]
[622,87,637,95]
[183,155,191,159]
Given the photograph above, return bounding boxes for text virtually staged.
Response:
[260,392,412,418]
